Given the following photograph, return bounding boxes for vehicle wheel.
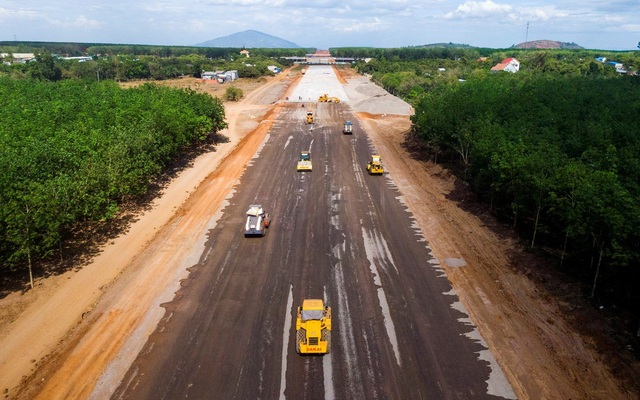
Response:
[322,329,331,354]
[296,329,305,354]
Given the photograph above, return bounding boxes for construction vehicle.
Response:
[297,151,312,171]
[244,205,270,237]
[366,155,384,175]
[306,111,314,124]
[342,121,353,134]
[296,299,332,354]
[318,94,340,103]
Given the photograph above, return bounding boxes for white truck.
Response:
[244,205,270,237]
[342,121,353,134]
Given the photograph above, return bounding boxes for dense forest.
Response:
[336,46,640,320]
[0,77,227,288]
[411,74,640,306]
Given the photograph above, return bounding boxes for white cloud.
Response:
[48,15,102,28]
[620,23,640,32]
[335,17,387,33]
[143,3,188,13]
[444,1,570,23]
[0,6,40,20]
[444,1,512,19]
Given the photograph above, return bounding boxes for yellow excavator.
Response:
[296,299,332,354]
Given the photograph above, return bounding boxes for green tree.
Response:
[224,86,244,101]
[29,50,62,81]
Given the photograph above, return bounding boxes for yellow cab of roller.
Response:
[295,299,332,354]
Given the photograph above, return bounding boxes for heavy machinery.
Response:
[318,94,340,103]
[244,205,270,237]
[342,121,353,134]
[366,154,384,175]
[306,111,314,124]
[296,299,332,354]
[297,151,312,171]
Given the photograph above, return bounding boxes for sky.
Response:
[1,1,639,50]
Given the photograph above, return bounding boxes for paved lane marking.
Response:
[284,135,294,149]
[362,228,402,366]
[331,240,364,396]
[279,285,294,400]
[323,286,335,400]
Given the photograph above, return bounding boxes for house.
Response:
[597,57,628,73]
[1,53,35,64]
[491,57,520,73]
[225,70,239,81]
[59,56,93,62]
[240,49,250,58]
[201,70,238,82]
[201,71,217,80]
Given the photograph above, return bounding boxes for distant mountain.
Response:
[513,40,583,50]
[195,30,301,48]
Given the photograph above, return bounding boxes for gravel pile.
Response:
[343,76,413,116]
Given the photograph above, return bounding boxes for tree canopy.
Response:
[0,78,227,286]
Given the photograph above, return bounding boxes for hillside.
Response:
[195,30,300,48]
[415,42,474,48]
[514,40,583,49]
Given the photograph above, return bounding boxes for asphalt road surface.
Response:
[112,67,516,399]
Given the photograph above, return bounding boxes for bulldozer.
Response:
[296,299,332,354]
[366,154,384,175]
[306,111,314,124]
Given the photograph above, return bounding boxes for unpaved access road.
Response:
[0,66,635,399]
